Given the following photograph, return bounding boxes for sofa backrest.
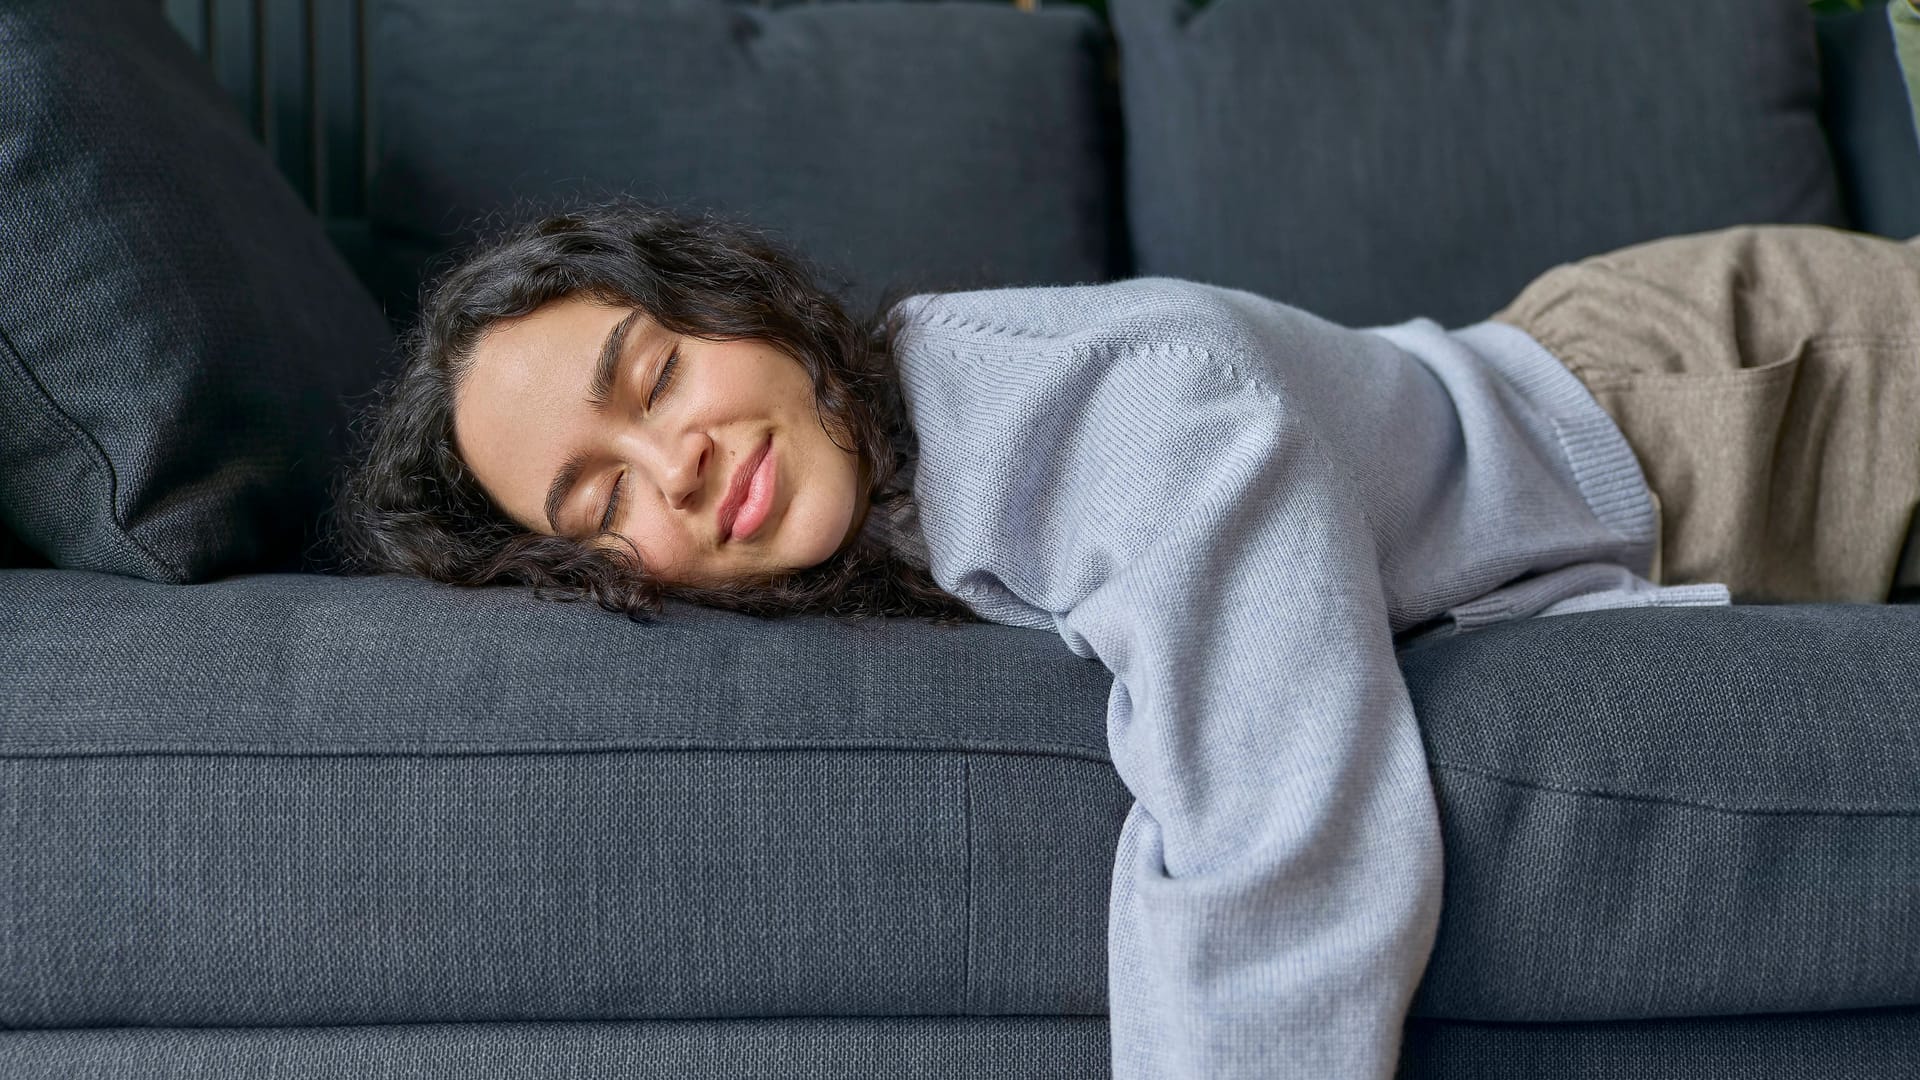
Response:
[1819,2,1920,242]
[161,0,1125,328]
[158,0,1919,331]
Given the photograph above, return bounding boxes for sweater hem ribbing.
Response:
[1451,319,1659,577]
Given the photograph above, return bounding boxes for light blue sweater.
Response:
[886,278,1730,1080]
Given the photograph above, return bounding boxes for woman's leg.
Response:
[1490,224,1920,604]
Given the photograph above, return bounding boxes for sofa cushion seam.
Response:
[0,741,1118,765]
[1434,758,1920,818]
[0,321,181,580]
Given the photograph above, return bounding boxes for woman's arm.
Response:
[894,289,1444,1080]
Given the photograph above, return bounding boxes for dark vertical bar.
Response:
[308,0,326,220]
[311,0,364,221]
[203,0,216,80]
[211,0,260,139]
[358,0,373,221]
[255,0,272,151]
[263,0,315,207]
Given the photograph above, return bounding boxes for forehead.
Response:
[463,297,630,408]
[451,297,636,530]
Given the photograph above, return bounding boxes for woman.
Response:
[333,202,1920,1080]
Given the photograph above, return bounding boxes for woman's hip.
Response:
[1490,223,1920,603]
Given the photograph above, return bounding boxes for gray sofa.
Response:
[3,1,1919,1077]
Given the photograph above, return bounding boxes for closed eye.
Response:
[598,472,624,533]
[594,345,679,533]
[649,347,681,408]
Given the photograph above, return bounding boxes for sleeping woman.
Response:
[333,200,1920,1080]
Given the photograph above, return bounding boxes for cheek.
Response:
[800,389,859,462]
[806,436,864,543]
[607,516,690,580]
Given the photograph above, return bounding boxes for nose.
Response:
[617,427,711,512]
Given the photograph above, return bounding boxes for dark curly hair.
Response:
[330,200,979,625]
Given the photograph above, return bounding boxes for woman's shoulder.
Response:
[883,276,1331,370]
[888,276,1277,340]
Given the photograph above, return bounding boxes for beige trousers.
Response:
[1490,224,1920,604]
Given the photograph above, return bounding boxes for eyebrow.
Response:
[542,308,641,533]
[542,448,592,536]
[586,308,641,410]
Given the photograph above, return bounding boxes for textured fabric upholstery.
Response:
[1400,1006,1920,1080]
[1818,5,1920,241]
[0,1019,1111,1080]
[2,1010,1918,1080]
[1403,602,1920,1021]
[0,0,394,582]
[1110,0,1847,329]
[363,0,1123,324]
[0,570,1123,1027]
[4,570,1915,1031]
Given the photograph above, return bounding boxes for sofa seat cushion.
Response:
[1401,601,1920,1021]
[3,1010,1920,1080]
[0,1018,1112,1080]
[0,569,1126,1027]
[1,570,1916,1027]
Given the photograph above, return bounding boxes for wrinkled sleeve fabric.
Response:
[896,304,1445,1080]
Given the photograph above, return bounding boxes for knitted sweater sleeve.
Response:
[897,305,1445,1080]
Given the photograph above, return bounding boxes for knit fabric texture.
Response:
[884,276,1728,1080]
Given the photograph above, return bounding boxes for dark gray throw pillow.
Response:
[0,521,48,570]
[0,0,394,582]
[365,0,1123,324]
[1112,0,1848,329]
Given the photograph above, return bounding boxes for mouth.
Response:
[717,433,774,543]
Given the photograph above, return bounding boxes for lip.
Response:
[717,434,773,543]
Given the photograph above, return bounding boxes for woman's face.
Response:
[451,296,868,588]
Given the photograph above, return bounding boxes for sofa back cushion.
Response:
[364,0,1124,325]
[1818,3,1920,242]
[0,0,394,582]
[1112,0,1848,329]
